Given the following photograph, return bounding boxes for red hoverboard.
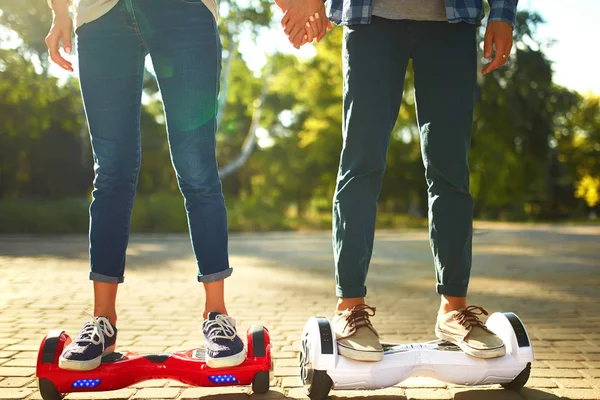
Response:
[36,325,272,400]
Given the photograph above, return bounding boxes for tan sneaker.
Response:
[332,304,383,362]
[435,305,506,359]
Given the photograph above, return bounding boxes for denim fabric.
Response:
[333,17,476,298]
[77,0,232,284]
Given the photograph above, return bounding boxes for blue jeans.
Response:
[333,18,476,298]
[76,0,231,284]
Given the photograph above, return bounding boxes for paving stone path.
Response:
[1,223,599,399]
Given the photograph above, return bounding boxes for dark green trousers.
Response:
[333,17,477,298]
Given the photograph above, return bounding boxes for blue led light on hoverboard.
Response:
[72,379,101,388]
[209,375,238,384]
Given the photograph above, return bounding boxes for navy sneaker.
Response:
[202,312,246,368]
[59,316,117,371]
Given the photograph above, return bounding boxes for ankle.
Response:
[94,310,117,327]
[203,306,228,319]
[439,295,467,314]
[336,297,366,313]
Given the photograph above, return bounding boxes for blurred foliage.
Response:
[0,5,598,233]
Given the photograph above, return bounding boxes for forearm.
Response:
[487,0,518,26]
[47,0,72,17]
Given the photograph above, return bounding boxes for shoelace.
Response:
[77,315,115,346]
[339,304,378,339]
[204,314,237,340]
[453,305,493,333]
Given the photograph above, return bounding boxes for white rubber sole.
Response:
[435,330,506,359]
[58,344,116,371]
[337,342,384,362]
[205,349,247,368]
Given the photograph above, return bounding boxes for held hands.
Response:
[45,5,74,72]
[275,0,332,49]
[482,21,513,75]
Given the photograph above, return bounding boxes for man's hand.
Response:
[45,6,74,72]
[482,21,513,75]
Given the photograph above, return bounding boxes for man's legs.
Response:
[138,0,242,368]
[412,21,504,358]
[332,17,410,361]
[412,20,475,305]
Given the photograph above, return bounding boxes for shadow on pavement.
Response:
[454,388,560,399]
[330,396,407,400]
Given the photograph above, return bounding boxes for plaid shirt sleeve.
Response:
[328,0,372,25]
[487,0,518,26]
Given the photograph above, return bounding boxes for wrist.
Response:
[51,0,71,16]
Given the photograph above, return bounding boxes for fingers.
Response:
[282,12,300,37]
[304,22,313,44]
[305,15,319,43]
[45,29,73,72]
[283,18,294,36]
[316,18,332,42]
[291,28,306,49]
[281,10,308,46]
[505,37,513,58]
[281,11,291,28]
[313,11,325,42]
[482,39,510,75]
[313,12,324,36]
[288,23,305,46]
[482,21,514,74]
[481,52,503,75]
[484,28,494,59]
[282,6,332,49]
[63,31,72,54]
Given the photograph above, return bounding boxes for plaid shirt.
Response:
[328,0,518,26]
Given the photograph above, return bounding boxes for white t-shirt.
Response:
[48,0,218,29]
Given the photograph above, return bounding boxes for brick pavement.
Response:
[1,223,599,400]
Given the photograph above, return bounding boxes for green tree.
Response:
[0,0,54,74]
[469,11,594,220]
[0,49,88,198]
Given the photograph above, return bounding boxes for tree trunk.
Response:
[218,63,273,178]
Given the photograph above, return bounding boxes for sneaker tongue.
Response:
[77,321,97,341]
[207,312,221,321]
[205,312,237,331]
[97,316,117,330]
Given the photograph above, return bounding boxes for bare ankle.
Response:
[439,295,467,314]
[336,297,366,313]
[203,306,228,319]
[93,310,117,327]
[202,280,227,319]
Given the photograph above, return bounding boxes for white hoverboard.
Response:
[299,312,533,399]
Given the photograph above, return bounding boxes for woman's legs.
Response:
[59,2,146,371]
[131,0,242,367]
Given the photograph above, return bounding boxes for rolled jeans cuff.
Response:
[436,283,468,298]
[90,272,124,284]
[198,267,233,283]
[336,285,367,298]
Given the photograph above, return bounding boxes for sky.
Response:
[528,0,600,96]
[36,0,600,96]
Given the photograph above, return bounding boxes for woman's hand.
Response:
[45,4,74,72]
